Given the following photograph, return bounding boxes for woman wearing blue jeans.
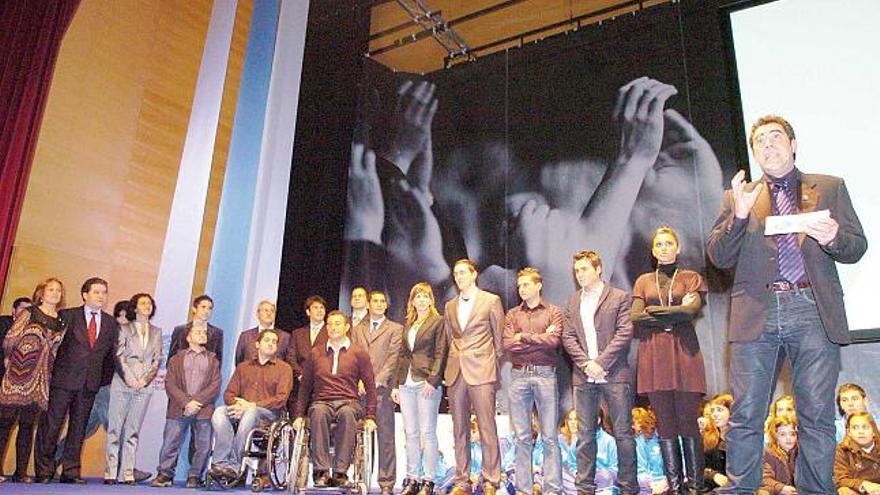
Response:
[392,283,449,495]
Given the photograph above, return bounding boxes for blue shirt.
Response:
[596,429,618,472]
[635,433,666,482]
[559,433,578,475]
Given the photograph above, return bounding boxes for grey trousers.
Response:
[104,376,153,481]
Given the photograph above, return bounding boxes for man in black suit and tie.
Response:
[35,277,119,484]
[234,300,291,365]
[0,297,31,381]
[168,294,224,365]
[286,295,328,414]
[708,115,867,494]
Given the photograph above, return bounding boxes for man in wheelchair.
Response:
[209,329,293,481]
[293,310,377,488]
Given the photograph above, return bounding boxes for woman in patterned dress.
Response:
[0,278,67,483]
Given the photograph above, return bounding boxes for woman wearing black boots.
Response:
[632,226,708,494]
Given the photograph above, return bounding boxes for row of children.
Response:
[447,382,878,495]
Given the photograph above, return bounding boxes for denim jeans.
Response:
[399,380,442,480]
[574,381,638,495]
[508,366,562,495]
[156,416,213,479]
[720,288,839,494]
[105,376,154,480]
[211,405,276,469]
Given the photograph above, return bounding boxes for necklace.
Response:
[655,268,678,332]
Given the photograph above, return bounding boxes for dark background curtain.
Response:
[276,0,372,329]
[0,0,81,293]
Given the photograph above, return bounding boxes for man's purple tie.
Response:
[772,182,807,283]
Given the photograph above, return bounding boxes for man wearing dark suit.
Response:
[168,294,224,365]
[234,300,291,365]
[0,297,31,381]
[286,295,329,413]
[444,259,505,495]
[561,251,638,495]
[35,277,119,484]
[351,290,403,495]
[707,115,867,494]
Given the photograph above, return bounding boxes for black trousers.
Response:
[35,386,96,479]
[0,405,40,476]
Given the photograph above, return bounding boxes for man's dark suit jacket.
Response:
[168,322,224,365]
[0,314,13,379]
[394,313,448,388]
[54,306,118,392]
[234,327,290,366]
[286,324,328,378]
[707,172,867,344]
[562,285,633,385]
[164,349,221,420]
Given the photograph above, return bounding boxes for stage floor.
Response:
[0,478,261,493]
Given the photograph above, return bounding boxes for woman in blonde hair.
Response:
[632,225,708,494]
[392,282,449,495]
[0,278,67,483]
[760,414,798,495]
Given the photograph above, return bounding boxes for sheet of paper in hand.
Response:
[764,209,830,236]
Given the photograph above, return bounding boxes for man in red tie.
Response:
[34,277,119,484]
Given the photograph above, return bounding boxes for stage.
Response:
[0,479,387,494]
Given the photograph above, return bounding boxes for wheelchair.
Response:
[287,417,375,495]
[206,413,297,492]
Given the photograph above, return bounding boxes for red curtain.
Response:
[0,0,80,291]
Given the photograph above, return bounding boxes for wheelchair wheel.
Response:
[266,419,293,490]
[353,426,374,495]
[288,423,311,494]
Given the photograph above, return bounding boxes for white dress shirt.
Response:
[369,316,385,335]
[404,319,424,386]
[351,309,368,327]
[579,283,606,383]
[457,287,478,332]
[137,320,150,348]
[310,321,325,345]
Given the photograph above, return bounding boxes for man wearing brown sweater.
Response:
[209,329,292,479]
[152,325,221,488]
[294,310,377,488]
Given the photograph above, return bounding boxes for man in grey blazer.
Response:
[708,115,867,494]
[444,259,505,495]
[561,250,638,495]
[351,290,403,495]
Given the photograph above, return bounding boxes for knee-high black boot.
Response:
[680,436,705,495]
[659,438,683,494]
